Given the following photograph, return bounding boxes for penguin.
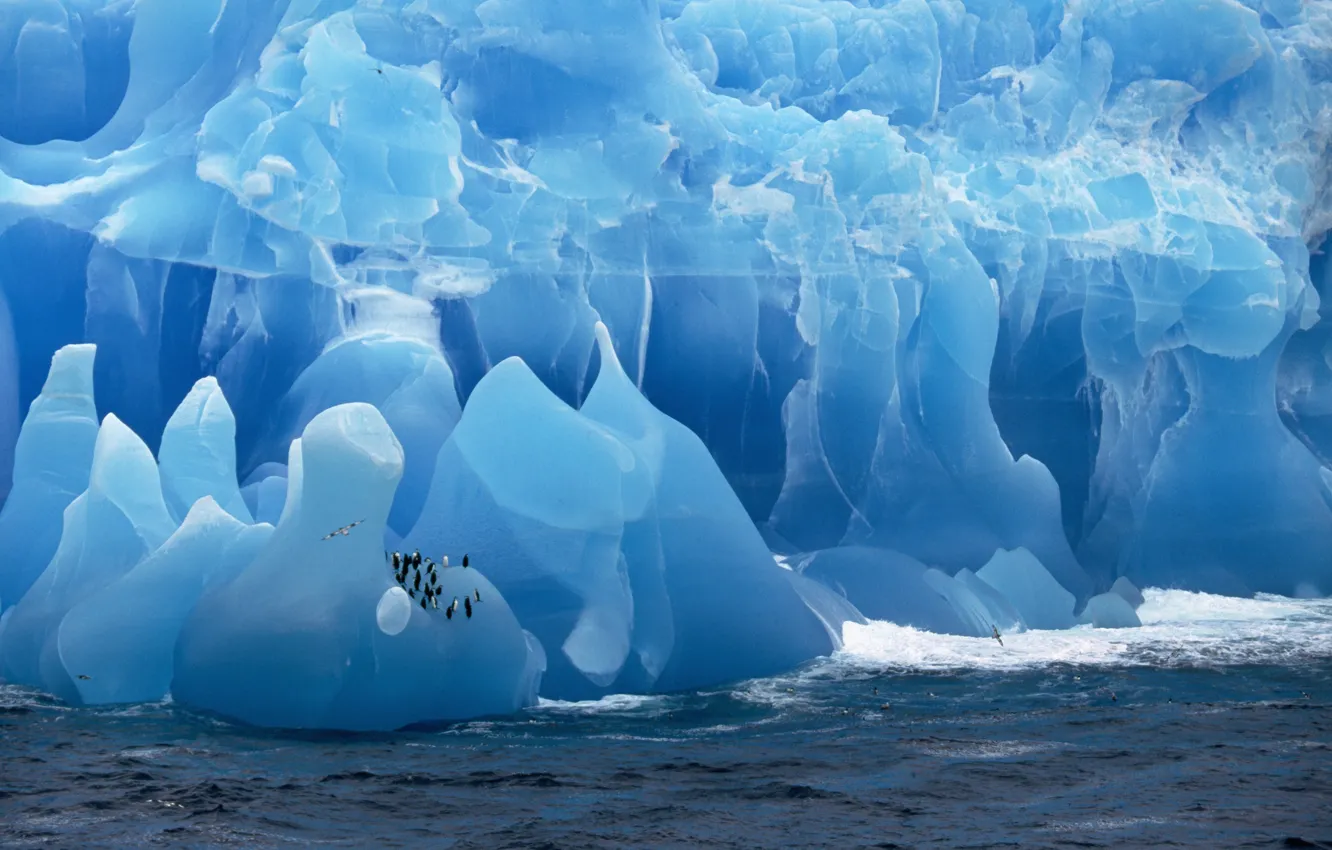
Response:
[450,597,459,614]
[413,572,421,592]
[420,596,428,610]
[446,605,454,620]
[431,595,440,610]
[465,597,473,618]
[412,551,422,568]
[441,556,449,569]
[474,588,481,603]
[77,674,91,681]
[390,552,401,571]
[462,554,470,568]
[408,588,416,599]
[991,625,1004,647]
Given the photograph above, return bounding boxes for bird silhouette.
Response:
[322,519,365,540]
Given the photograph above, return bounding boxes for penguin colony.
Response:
[322,522,482,621]
[386,550,482,620]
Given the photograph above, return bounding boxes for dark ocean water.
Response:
[2,590,1331,849]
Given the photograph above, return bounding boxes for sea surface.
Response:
[2,589,1330,849]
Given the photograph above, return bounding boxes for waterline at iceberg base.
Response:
[0,0,1328,729]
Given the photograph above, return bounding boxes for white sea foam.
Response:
[834,589,1332,674]
[534,693,669,716]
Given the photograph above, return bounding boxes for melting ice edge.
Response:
[0,0,1329,729]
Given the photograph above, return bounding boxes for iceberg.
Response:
[975,547,1077,631]
[158,377,252,524]
[0,412,177,698]
[0,0,1328,724]
[257,333,463,537]
[1078,591,1143,629]
[796,546,978,636]
[58,498,272,705]
[173,404,544,731]
[0,344,100,615]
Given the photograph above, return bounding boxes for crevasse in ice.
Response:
[0,0,1329,726]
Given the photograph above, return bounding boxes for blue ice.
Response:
[0,345,100,616]
[975,548,1077,631]
[0,412,177,700]
[0,0,1330,726]
[173,404,544,731]
[59,498,272,705]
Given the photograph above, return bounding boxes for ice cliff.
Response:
[0,0,1329,728]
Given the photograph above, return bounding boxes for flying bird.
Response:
[322,520,365,540]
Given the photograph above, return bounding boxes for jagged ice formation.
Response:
[0,0,1330,727]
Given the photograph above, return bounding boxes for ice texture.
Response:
[0,412,177,698]
[1078,590,1143,629]
[1110,576,1145,609]
[0,0,1329,721]
[260,333,462,536]
[975,547,1077,630]
[796,546,978,636]
[0,344,100,615]
[407,324,832,699]
[158,377,252,524]
[58,498,272,705]
[173,404,544,730]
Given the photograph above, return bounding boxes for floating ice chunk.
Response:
[0,413,177,698]
[1110,576,1145,609]
[798,546,975,636]
[1078,592,1143,629]
[56,498,271,705]
[376,586,412,637]
[406,356,636,697]
[975,548,1076,631]
[158,377,252,524]
[265,334,461,537]
[174,403,542,730]
[582,322,833,692]
[0,345,100,616]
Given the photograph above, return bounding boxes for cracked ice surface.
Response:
[0,0,1330,727]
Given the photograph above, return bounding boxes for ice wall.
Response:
[0,0,1330,722]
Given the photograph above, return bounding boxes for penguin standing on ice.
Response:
[462,554,470,568]
[991,625,1004,647]
[413,571,422,592]
[412,551,422,569]
[465,597,473,619]
[473,588,481,603]
[445,604,454,620]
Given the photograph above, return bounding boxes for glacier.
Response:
[0,0,1329,728]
